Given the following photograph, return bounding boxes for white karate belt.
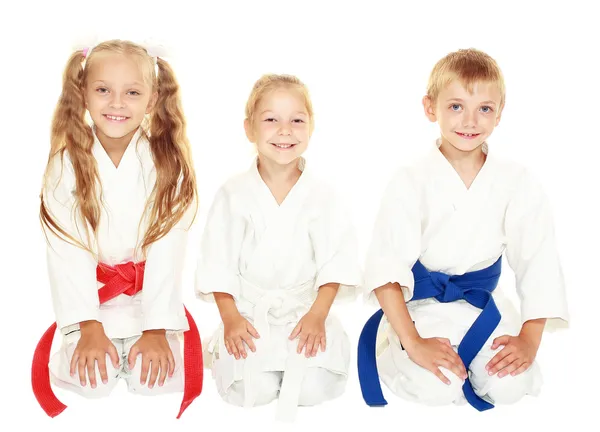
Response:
[239,277,315,422]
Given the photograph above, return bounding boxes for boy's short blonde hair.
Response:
[427,48,505,110]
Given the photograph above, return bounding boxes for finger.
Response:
[511,362,530,377]
[305,335,316,358]
[247,323,260,339]
[128,345,140,370]
[431,366,451,385]
[297,334,308,354]
[491,335,511,350]
[490,353,517,376]
[98,355,109,385]
[436,338,452,347]
[321,335,327,352]
[140,354,150,385]
[289,323,302,340]
[242,333,256,353]
[224,339,233,356]
[87,356,97,388]
[158,357,168,387]
[78,357,87,386]
[148,357,160,389]
[444,347,467,378]
[167,350,176,378]
[312,336,322,356]
[498,358,521,378]
[228,338,240,359]
[435,358,466,382]
[235,338,247,359]
[486,347,512,372]
[108,344,120,369]
[70,351,79,377]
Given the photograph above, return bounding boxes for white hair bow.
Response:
[71,35,173,67]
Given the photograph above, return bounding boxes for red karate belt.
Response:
[31,261,203,418]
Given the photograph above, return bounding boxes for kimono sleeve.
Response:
[309,187,363,303]
[42,152,99,332]
[505,169,569,331]
[141,198,195,332]
[194,186,244,302]
[364,169,421,305]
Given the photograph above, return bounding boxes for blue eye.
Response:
[128,90,141,96]
[450,104,461,111]
[96,87,109,94]
[480,106,493,113]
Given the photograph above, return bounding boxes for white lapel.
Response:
[422,140,495,272]
[244,157,312,285]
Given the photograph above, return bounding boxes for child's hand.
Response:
[485,334,538,378]
[289,310,327,358]
[223,313,260,360]
[69,320,120,388]
[404,336,468,384]
[128,330,175,389]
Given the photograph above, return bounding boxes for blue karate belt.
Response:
[357,257,502,411]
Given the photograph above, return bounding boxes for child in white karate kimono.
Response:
[195,74,362,421]
[358,48,569,410]
[32,39,202,419]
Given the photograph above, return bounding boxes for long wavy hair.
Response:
[40,39,197,257]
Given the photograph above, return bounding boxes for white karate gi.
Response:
[43,128,191,397]
[195,157,362,420]
[365,140,569,406]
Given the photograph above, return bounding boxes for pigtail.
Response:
[141,57,197,255]
[40,50,100,251]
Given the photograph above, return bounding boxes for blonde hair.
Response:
[427,48,505,110]
[245,74,314,134]
[40,39,197,256]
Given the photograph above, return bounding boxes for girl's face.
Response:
[85,53,156,144]
[245,88,311,167]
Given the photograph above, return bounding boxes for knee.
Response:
[49,350,120,399]
[298,369,347,406]
[486,368,540,405]
[409,368,464,406]
[126,361,184,395]
[224,373,281,407]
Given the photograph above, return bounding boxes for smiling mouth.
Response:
[456,132,480,139]
[103,114,130,122]
[271,143,297,149]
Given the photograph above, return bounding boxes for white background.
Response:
[0,0,598,431]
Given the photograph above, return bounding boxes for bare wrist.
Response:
[79,320,103,336]
[400,329,421,351]
[308,305,329,320]
[142,329,166,336]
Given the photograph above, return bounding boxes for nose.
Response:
[278,121,292,136]
[109,93,125,109]
[461,109,478,128]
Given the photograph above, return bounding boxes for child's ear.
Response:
[244,118,255,142]
[146,91,158,114]
[422,95,437,122]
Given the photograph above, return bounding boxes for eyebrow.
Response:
[260,110,308,115]
[447,98,497,106]
[90,80,146,87]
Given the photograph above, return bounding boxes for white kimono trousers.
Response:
[365,140,569,406]
[42,128,191,397]
[196,157,362,420]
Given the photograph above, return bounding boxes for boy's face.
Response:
[423,80,503,152]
